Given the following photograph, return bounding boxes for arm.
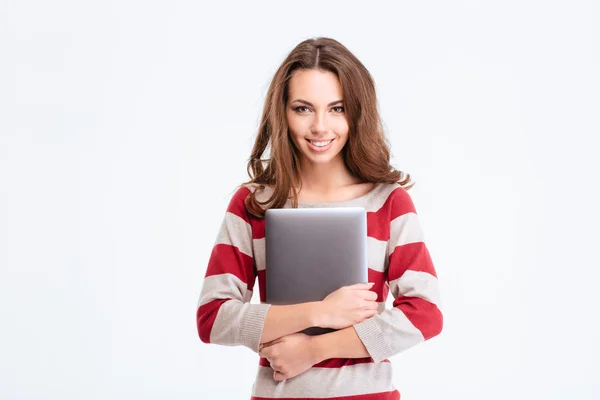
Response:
[196,187,270,353]
[258,327,370,382]
[260,282,378,344]
[310,325,370,360]
[352,187,443,363]
[259,302,320,344]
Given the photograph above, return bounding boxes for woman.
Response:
[196,37,443,400]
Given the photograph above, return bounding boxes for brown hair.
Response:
[243,37,414,218]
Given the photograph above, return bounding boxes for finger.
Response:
[363,290,378,301]
[261,337,283,348]
[347,282,375,290]
[363,301,378,310]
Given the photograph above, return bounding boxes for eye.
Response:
[294,106,310,113]
[331,106,345,113]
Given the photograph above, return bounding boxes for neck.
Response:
[296,154,357,193]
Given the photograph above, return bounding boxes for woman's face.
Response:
[286,69,349,167]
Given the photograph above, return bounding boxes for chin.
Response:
[305,156,337,165]
[298,146,344,165]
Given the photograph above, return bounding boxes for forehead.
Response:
[288,69,343,101]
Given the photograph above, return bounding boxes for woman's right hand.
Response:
[317,283,379,329]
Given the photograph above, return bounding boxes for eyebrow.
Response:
[290,99,344,107]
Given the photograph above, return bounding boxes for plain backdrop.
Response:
[1,1,599,399]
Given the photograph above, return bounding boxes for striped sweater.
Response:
[196,182,443,399]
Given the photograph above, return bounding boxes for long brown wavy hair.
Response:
[243,37,414,218]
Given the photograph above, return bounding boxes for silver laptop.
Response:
[265,207,368,335]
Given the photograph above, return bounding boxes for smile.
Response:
[306,138,335,152]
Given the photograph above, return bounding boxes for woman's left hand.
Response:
[259,333,322,381]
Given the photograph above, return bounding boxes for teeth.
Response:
[310,140,332,147]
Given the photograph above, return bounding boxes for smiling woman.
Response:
[196,37,443,400]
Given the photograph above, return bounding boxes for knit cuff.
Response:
[239,303,271,353]
[353,316,393,363]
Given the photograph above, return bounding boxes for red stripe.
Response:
[258,356,390,369]
[227,186,251,223]
[368,269,386,302]
[367,187,414,241]
[366,187,418,242]
[364,187,398,241]
[388,187,416,221]
[366,211,391,242]
[387,242,436,282]
[393,296,443,340]
[382,281,390,303]
[257,269,266,302]
[205,244,254,289]
[251,217,265,239]
[251,390,400,400]
[196,298,230,343]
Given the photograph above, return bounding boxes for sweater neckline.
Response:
[295,183,382,207]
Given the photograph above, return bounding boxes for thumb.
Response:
[349,282,375,289]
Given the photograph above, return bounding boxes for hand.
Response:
[318,283,378,329]
[259,333,321,381]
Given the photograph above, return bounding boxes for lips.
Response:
[306,138,335,152]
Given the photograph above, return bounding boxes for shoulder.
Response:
[224,185,254,222]
[389,183,416,211]
[370,182,417,216]
[226,183,276,220]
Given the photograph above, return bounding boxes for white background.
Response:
[1,1,599,399]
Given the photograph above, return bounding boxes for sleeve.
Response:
[195,186,271,353]
[353,187,443,363]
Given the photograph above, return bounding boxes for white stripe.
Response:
[354,305,425,363]
[208,298,270,350]
[215,212,253,258]
[388,212,424,256]
[253,237,266,271]
[376,308,425,348]
[362,183,400,212]
[389,270,441,306]
[210,300,249,345]
[251,362,395,398]
[197,273,252,308]
[367,237,388,272]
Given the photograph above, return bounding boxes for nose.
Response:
[311,113,328,135]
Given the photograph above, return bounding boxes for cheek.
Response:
[286,114,305,138]
[287,126,303,145]
[334,120,350,141]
